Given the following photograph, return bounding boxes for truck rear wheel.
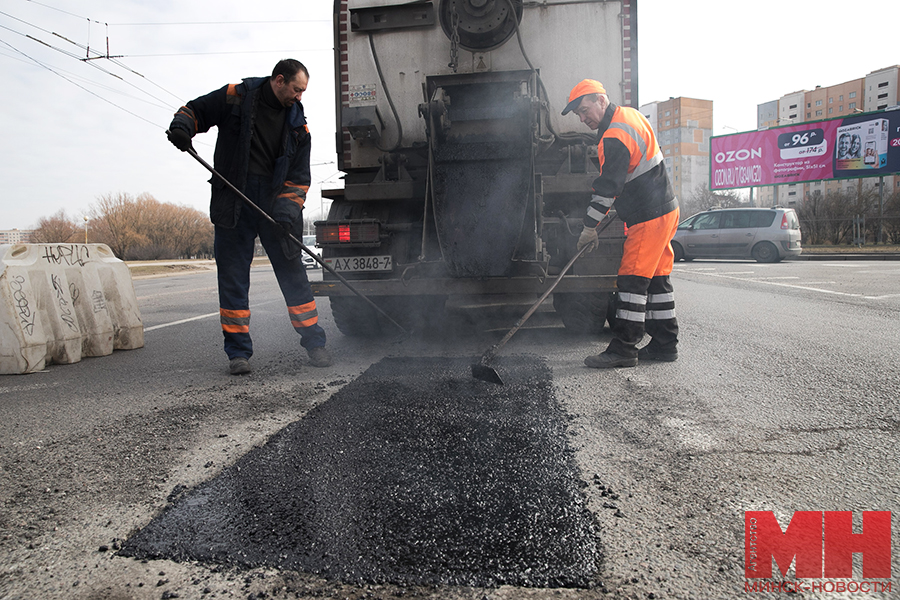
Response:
[329,295,447,337]
[553,292,613,335]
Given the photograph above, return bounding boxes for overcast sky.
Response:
[2,0,897,231]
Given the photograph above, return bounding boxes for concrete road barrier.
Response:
[0,243,144,374]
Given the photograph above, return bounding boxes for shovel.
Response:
[471,216,618,385]
[179,143,409,336]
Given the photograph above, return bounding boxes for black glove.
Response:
[275,220,303,261]
[167,128,192,152]
[276,220,295,238]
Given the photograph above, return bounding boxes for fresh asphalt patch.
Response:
[120,356,600,588]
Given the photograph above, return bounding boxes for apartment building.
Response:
[756,66,899,207]
[0,229,34,244]
[640,96,713,202]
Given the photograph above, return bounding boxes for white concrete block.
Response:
[0,243,144,374]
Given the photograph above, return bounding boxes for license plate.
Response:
[324,255,392,272]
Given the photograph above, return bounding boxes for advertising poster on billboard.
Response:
[710,109,900,190]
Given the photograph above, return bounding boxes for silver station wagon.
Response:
[671,207,802,263]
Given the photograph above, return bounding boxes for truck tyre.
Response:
[330,296,382,337]
[553,292,612,335]
[329,295,448,337]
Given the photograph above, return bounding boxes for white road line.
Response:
[143,300,281,332]
[143,312,219,332]
[745,276,800,280]
[686,271,866,298]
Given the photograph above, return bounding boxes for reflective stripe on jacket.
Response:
[585,103,677,229]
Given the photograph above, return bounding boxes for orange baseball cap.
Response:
[562,79,607,115]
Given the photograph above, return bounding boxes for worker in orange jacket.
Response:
[562,79,680,368]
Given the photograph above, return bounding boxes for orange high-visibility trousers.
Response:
[606,208,680,358]
[618,208,679,279]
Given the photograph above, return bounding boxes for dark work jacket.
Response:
[169,77,311,229]
[585,103,677,228]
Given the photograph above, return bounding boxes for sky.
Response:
[1,0,898,231]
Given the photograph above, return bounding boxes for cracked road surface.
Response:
[1,262,899,599]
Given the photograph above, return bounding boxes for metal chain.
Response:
[448,5,460,73]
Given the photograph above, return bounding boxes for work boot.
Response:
[229,357,251,375]
[637,345,678,362]
[307,346,333,367]
[584,351,637,369]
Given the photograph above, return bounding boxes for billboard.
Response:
[710,109,900,190]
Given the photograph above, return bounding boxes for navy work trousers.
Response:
[214,174,326,359]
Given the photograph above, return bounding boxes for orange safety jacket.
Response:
[584,103,677,229]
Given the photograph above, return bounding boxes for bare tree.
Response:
[681,184,743,218]
[882,189,900,245]
[86,192,212,259]
[90,193,151,259]
[797,186,880,245]
[30,210,79,243]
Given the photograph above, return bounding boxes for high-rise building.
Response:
[756,66,899,207]
[640,97,713,203]
[0,229,34,244]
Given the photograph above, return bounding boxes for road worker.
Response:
[167,59,332,375]
[562,79,680,367]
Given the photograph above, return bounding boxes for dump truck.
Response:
[312,0,637,335]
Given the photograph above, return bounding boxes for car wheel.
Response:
[751,241,779,263]
[671,241,685,262]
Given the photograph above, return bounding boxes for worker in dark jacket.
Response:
[167,59,331,375]
[562,79,680,368]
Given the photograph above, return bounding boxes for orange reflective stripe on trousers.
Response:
[220,308,250,333]
[288,301,318,329]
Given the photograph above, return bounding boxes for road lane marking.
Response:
[745,276,800,280]
[135,286,218,301]
[143,301,281,332]
[684,271,866,298]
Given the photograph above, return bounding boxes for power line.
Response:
[24,0,95,22]
[119,49,330,58]
[3,9,186,103]
[0,22,180,108]
[0,44,170,110]
[110,20,331,26]
[0,37,160,128]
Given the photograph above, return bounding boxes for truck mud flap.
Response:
[432,148,530,278]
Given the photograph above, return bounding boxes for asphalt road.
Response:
[1,259,899,599]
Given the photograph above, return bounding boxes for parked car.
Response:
[671,207,802,263]
[301,235,321,269]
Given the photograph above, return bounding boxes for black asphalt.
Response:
[120,356,600,588]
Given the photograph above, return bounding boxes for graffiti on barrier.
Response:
[41,245,90,267]
[51,274,78,331]
[9,275,36,336]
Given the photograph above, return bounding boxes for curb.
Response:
[796,253,900,261]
